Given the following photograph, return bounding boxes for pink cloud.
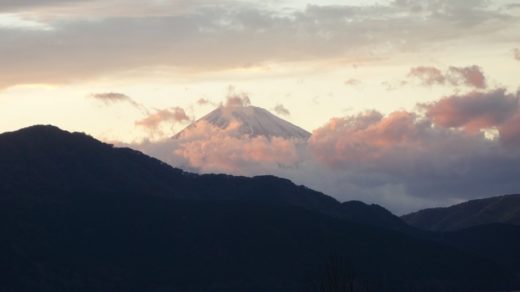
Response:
[407,65,487,89]
[135,107,190,130]
[225,95,251,107]
[447,65,487,89]
[420,89,519,133]
[132,98,520,213]
[408,66,445,86]
[309,111,430,168]
[137,119,305,175]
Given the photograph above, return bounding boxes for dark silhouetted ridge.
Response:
[0,125,405,230]
[402,194,520,231]
[0,125,517,291]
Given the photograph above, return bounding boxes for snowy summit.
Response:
[175,105,311,140]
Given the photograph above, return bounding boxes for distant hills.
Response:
[402,194,520,231]
[0,125,519,291]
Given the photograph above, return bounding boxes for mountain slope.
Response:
[0,125,517,291]
[2,193,513,292]
[0,125,406,231]
[402,194,520,231]
[174,105,311,140]
[437,223,520,274]
[340,201,410,231]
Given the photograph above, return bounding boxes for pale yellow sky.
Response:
[1,0,519,142]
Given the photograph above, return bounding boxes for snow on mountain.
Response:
[175,105,311,140]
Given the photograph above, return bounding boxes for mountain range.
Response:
[1,125,519,291]
[402,194,520,231]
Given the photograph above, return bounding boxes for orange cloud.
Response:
[136,119,305,175]
[309,110,428,167]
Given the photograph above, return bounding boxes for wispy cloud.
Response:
[273,104,290,116]
[344,78,361,86]
[89,92,133,104]
[0,1,515,88]
[408,65,487,89]
[135,107,191,138]
[514,48,520,61]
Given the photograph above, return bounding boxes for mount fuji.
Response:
[174,105,311,140]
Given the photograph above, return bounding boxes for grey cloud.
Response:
[344,78,361,86]
[90,92,132,103]
[196,98,220,108]
[88,92,145,111]
[273,104,290,116]
[514,48,520,61]
[408,66,445,86]
[0,1,515,88]
[408,65,487,89]
[447,65,487,89]
[0,0,89,12]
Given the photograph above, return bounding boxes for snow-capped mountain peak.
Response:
[175,105,311,140]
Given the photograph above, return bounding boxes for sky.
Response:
[1,0,520,213]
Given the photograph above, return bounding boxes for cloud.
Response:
[0,1,515,88]
[197,98,215,106]
[89,92,134,104]
[344,78,361,86]
[135,107,190,137]
[408,66,445,86]
[87,92,150,114]
[135,119,306,175]
[273,104,290,116]
[408,65,487,89]
[498,113,520,147]
[309,110,426,168]
[224,87,251,107]
[514,48,520,61]
[447,65,487,89]
[307,106,520,212]
[420,89,519,133]
[130,88,520,214]
[0,0,88,12]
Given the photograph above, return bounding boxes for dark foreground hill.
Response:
[0,125,407,232]
[0,125,517,291]
[402,194,520,231]
[437,223,520,275]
